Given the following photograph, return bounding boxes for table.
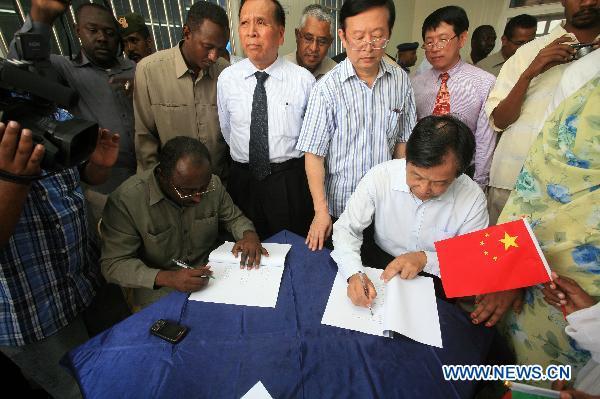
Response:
[64,231,495,398]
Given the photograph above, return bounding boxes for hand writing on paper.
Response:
[347,273,377,308]
[232,230,268,269]
[155,266,212,292]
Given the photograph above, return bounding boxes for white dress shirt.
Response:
[331,159,489,281]
[565,302,600,394]
[217,57,316,163]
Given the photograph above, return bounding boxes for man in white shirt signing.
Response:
[331,115,489,308]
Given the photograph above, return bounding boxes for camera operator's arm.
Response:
[0,122,44,247]
[7,0,66,59]
[81,129,120,186]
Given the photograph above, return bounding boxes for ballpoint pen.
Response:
[172,259,215,279]
[358,272,374,316]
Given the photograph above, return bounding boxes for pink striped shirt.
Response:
[411,59,496,186]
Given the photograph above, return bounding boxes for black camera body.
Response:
[0,33,98,172]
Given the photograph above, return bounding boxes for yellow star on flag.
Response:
[499,232,518,251]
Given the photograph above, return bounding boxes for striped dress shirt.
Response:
[296,58,417,218]
[411,59,496,186]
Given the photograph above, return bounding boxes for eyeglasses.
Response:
[298,32,332,48]
[421,35,458,51]
[347,37,390,51]
[171,179,215,199]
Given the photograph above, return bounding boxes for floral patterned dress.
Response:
[498,76,600,374]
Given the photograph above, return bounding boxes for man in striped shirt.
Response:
[411,6,496,189]
[296,0,417,251]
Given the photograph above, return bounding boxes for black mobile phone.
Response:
[150,319,188,344]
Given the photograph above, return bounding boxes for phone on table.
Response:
[150,319,188,344]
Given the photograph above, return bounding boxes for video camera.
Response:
[0,33,98,173]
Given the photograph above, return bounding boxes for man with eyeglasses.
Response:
[476,14,537,77]
[101,137,263,310]
[411,6,496,190]
[134,2,232,183]
[284,4,337,80]
[297,0,416,252]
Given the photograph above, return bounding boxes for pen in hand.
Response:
[358,272,374,316]
[172,259,215,279]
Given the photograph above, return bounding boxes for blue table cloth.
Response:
[64,231,494,398]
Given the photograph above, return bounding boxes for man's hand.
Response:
[305,210,332,251]
[471,289,524,327]
[31,0,70,25]
[542,272,596,315]
[155,266,212,292]
[232,230,268,269]
[89,128,120,168]
[0,121,44,178]
[523,36,576,80]
[347,273,376,308]
[380,251,427,281]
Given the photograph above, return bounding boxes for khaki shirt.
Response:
[100,168,254,308]
[134,44,230,180]
[283,52,337,80]
[476,51,506,77]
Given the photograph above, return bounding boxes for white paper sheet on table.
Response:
[240,381,273,399]
[188,242,291,308]
[321,267,443,348]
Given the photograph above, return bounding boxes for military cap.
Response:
[396,42,419,52]
[117,13,148,37]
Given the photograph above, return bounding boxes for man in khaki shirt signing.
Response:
[134,1,231,180]
[101,137,265,310]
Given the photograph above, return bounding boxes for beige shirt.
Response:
[283,51,337,80]
[134,44,230,180]
[476,51,506,77]
[485,25,599,190]
[100,168,254,308]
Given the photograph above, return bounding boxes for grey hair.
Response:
[299,4,334,36]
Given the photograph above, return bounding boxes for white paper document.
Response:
[240,381,273,399]
[188,242,291,308]
[321,267,443,348]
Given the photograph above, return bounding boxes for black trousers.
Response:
[228,157,313,240]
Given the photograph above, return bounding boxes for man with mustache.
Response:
[118,12,154,63]
[135,2,231,183]
[479,0,599,328]
[284,4,337,80]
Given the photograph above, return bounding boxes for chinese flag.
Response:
[435,219,552,298]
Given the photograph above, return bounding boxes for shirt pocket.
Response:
[383,108,402,149]
[279,101,305,137]
[144,225,175,265]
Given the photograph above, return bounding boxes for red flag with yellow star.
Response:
[435,219,552,298]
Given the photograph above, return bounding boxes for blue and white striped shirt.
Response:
[0,168,100,346]
[296,58,417,218]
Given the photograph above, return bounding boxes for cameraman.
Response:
[0,121,119,398]
[8,0,137,206]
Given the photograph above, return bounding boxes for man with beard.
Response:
[479,0,599,328]
[134,2,231,182]
[118,12,154,63]
[284,4,337,80]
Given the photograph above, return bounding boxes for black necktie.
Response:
[249,71,270,180]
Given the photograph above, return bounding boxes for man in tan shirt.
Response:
[101,137,265,309]
[134,1,231,180]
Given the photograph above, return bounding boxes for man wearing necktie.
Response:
[217,0,316,239]
[411,6,496,189]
